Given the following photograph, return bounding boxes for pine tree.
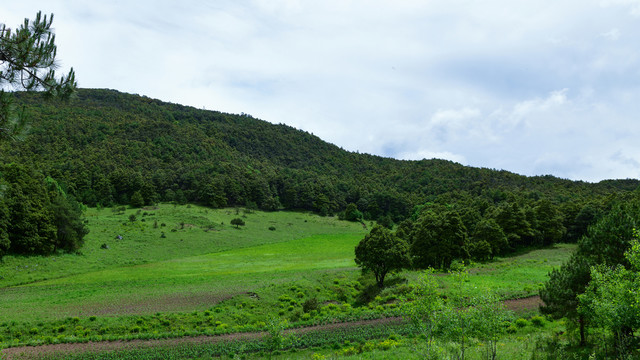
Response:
[1,11,76,140]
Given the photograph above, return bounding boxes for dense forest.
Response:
[0,89,638,261]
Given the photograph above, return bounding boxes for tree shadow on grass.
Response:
[354,273,407,307]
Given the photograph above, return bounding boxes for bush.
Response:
[530,315,545,327]
[302,298,319,313]
[231,218,245,228]
[130,191,144,208]
[130,326,141,333]
[515,318,529,328]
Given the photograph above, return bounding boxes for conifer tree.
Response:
[1,11,76,140]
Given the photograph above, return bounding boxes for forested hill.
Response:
[4,88,638,223]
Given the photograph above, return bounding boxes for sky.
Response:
[3,1,640,182]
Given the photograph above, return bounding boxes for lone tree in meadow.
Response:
[230,217,245,229]
[355,225,411,288]
[1,11,76,140]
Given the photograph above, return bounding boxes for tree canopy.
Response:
[0,11,85,259]
[355,225,411,287]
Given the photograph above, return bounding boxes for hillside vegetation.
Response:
[5,89,637,220]
[0,89,636,263]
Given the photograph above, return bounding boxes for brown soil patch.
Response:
[503,295,542,313]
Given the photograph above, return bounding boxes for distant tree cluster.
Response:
[0,164,88,258]
[354,188,616,287]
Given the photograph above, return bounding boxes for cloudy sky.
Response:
[4,1,640,182]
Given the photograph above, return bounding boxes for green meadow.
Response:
[0,205,576,358]
[0,205,367,322]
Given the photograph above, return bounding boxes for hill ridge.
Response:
[4,88,637,221]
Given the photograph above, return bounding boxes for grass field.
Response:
[0,204,578,358]
[0,205,367,322]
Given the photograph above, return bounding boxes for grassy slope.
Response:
[435,244,576,299]
[0,205,367,322]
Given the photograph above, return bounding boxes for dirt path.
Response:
[1,317,404,360]
[2,297,542,359]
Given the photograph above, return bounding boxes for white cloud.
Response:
[599,0,640,16]
[601,28,622,40]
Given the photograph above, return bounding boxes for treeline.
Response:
[364,187,608,268]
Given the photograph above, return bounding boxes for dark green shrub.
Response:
[515,318,528,328]
[302,298,319,313]
[530,315,545,327]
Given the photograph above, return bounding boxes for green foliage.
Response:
[0,11,76,141]
[530,315,545,327]
[129,190,144,208]
[343,203,363,222]
[533,199,565,246]
[0,197,10,258]
[1,88,633,226]
[539,252,590,344]
[355,225,411,287]
[579,235,640,357]
[230,217,245,228]
[411,208,469,270]
[403,270,513,360]
[491,202,535,249]
[540,197,640,346]
[403,269,443,357]
[0,164,88,257]
[577,201,640,267]
[472,219,508,260]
